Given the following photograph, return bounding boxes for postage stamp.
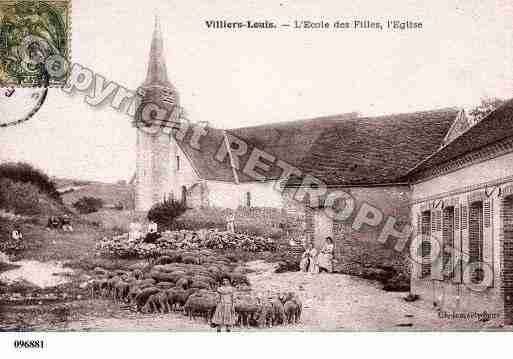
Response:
[0,0,70,87]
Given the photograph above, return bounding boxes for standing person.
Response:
[318,237,335,273]
[212,278,236,332]
[11,226,23,241]
[300,242,318,272]
[61,214,73,232]
[226,213,235,233]
[308,242,319,274]
[47,216,60,230]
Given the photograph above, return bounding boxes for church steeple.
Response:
[144,16,172,87]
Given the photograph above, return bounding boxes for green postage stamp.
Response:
[0,0,70,87]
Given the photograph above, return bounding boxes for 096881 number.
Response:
[13,340,44,349]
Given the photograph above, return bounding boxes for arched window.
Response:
[246,191,251,208]
[181,185,187,204]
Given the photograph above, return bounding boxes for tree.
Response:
[73,196,104,214]
[468,97,506,123]
[147,197,187,231]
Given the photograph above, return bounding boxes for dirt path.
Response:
[59,260,497,331]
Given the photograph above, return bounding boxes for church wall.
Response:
[135,129,154,211]
[206,180,284,209]
[169,138,201,201]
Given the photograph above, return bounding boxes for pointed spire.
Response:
[144,15,172,87]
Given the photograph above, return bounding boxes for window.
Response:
[176,155,180,171]
[246,192,251,208]
[181,185,187,204]
[469,201,484,282]
[442,207,455,280]
[421,210,431,278]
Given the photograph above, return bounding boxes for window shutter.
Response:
[466,201,485,285]
[416,214,422,279]
[460,204,470,283]
[431,209,444,280]
[421,211,432,279]
[482,198,494,287]
[442,208,455,280]
[453,206,462,283]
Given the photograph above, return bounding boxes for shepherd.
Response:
[212,277,236,332]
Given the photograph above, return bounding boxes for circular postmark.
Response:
[0,65,49,128]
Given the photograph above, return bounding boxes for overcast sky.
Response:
[1,0,513,182]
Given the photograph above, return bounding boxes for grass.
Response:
[82,209,147,233]
[61,181,134,209]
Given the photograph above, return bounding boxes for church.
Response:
[133,19,472,251]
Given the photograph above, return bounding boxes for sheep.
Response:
[114,280,131,303]
[234,294,260,327]
[256,299,275,328]
[151,290,171,313]
[150,271,178,283]
[283,293,302,324]
[156,281,175,290]
[182,255,198,265]
[134,286,160,311]
[271,297,285,325]
[93,267,107,276]
[141,292,161,313]
[89,277,108,298]
[165,288,180,311]
[127,278,155,304]
[131,269,143,280]
[184,291,217,322]
[175,276,192,289]
[173,288,198,310]
[192,275,216,287]
[190,280,210,290]
[229,273,250,287]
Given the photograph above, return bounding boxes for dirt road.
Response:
[60,260,497,331]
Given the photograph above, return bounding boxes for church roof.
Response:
[143,16,173,88]
[406,98,513,178]
[176,108,460,185]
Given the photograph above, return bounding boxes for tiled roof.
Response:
[177,108,460,185]
[292,108,460,185]
[407,98,513,178]
[176,126,235,182]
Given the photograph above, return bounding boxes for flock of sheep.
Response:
[87,249,302,328]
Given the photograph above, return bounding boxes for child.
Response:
[212,278,236,332]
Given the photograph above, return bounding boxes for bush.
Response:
[0,178,40,215]
[0,162,60,201]
[147,197,187,231]
[73,196,104,214]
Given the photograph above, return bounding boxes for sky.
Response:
[1,0,513,182]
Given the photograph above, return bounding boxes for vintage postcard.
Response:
[1,0,513,354]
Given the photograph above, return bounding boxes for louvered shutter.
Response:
[482,198,494,287]
[461,203,470,284]
[442,208,455,280]
[431,209,444,280]
[416,214,422,280]
[421,211,431,279]
[452,206,463,283]
[466,202,484,284]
